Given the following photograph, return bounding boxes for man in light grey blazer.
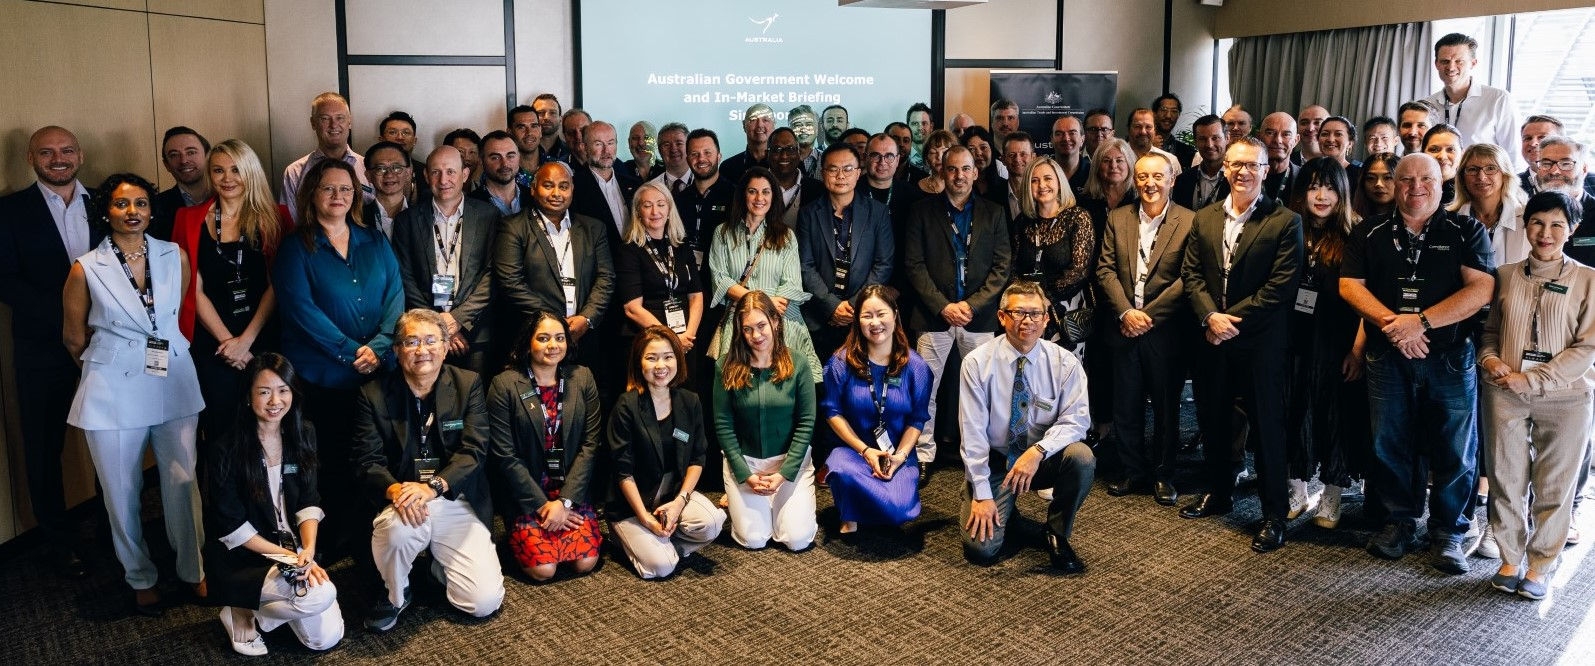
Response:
[1096,152,1194,506]
[392,146,500,376]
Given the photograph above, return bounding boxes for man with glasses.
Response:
[958,280,1095,571]
[798,141,894,372]
[767,127,823,222]
[1083,108,1115,162]
[862,133,903,210]
[1341,153,1493,573]
[1258,112,1299,204]
[789,105,823,175]
[1052,115,1090,194]
[903,146,1012,486]
[364,141,412,238]
[1178,137,1303,554]
[378,111,428,199]
[391,146,500,377]
[281,92,370,223]
[355,309,505,632]
[1153,93,1197,169]
[1536,136,1595,264]
[1423,33,1519,167]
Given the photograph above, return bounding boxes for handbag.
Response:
[1056,287,1096,345]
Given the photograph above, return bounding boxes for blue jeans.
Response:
[1364,340,1479,536]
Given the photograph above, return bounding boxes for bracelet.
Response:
[677,493,691,504]
[1418,312,1433,330]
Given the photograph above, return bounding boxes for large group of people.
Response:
[3,29,1595,655]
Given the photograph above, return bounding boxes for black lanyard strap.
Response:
[111,240,157,332]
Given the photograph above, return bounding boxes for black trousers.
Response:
[961,442,1097,560]
[302,382,364,562]
[1109,327,1184,483]
[18,362,81,550]
[1192,342,1289,519]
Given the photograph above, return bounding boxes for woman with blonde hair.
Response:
[1011,156,1096,351]
[1451,142,1530,268]
[615,180,701,350]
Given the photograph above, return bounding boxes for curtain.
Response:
[1229,22,1435,126]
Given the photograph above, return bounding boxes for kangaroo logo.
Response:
[750,13,779,34]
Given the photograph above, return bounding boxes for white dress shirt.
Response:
[958,335,1091,501]
[38,180,91,261]
[592,166,627,233]
[1134,203,1169,308]
[541,209,577,315]
[1424,81,1521,170]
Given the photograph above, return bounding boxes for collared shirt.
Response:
[1342,209,1494,352]
[945,194,976,299]
[1134,203,1170,308]
[431,199,464,279]
[592,166,627,233]
[1461,196,1530,269]
[1219,194,1259,297]
[959,336,1090,501]
[780,180,801,207]
[484,185,522,217]
[38,180,91,261]
[372,196,408,239]
[272,223,404,389]
[540,208,576,282]
[1194,168,1226,211]
[278,146,372,223]
[651,169,694,195]
[1007,184,1023,221]
[1425,81,1521,170]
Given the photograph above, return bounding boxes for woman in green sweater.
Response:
[714,290,817,550]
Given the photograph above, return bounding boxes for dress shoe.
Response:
[1179,494,1233,519]
[1153,481,1178,506]
[1046,533,1085,575]
[1251,519,1286,553]
[1106,478,1150,497]
[132,587,164,617]
[918,461,932,489]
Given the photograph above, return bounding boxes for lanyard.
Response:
[261,451,294,537]
[1443,97,1465,127]
[831,204,854,260]
[433,215,462,276]
[111,241,158,332]
[644,239,680,292]
[211,203,245,282]
[1393,219,1430,281]
[737,220,767,284]
[1525,257,1572,352]
[414,398,436,458]
[539,210,573,278]
[869,368,889,432]
[535,374,567,446]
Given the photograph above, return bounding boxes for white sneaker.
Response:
[1313,484,1342,529]
[1287,479,1319,519]
[1475,523,1501,559]
[220,608,268,656]
[1036,488,1054,501]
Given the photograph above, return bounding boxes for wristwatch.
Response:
[1418,312,1433,331]
[427,477,446,497]
[560,498,573,509]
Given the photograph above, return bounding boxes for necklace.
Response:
[324,224,349,240]
[116,239,149,261]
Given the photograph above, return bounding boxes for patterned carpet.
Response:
[7,426,1595,664]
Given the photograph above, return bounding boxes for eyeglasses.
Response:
[1085,127,1114,135]
[866,152,898,162]
[317,185,355,196]
[1003,309,1047,322]
[1537,159,1579,172]
[370,165,409,175]
[823,165,859,175]
[1462,165,1501,178]
[1223,161,1269,173]
[399,335,443,349]
[769,145,801,156]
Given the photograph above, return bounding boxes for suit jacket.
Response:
[487,364,602,517]
[571,164,642,247]
[902,194,1012,333]
[796,194,894,331]
[1262,162,1300,205]
[0,184,104,369]
[352,365,493,527]
[1180,195,1303,349]
[203,424,321,609]
[1172,167,1230,213]
[1096,201,1195,347]
[390,197,500,343]
[150,186,187,242]
[494,208,615,328]
[605,387,707,515]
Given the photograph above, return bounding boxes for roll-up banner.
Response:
[989,71,1118,154]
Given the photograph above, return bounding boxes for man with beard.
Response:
[788,105,823,175]
[906,102,935,172]
[1052,115,1090,194]
[508,104,543,188]
[469,131,531,217]
[1172,115,1229,211]
[1397,102,1432,156]
[571,120,641,244]
[1152,93,1197,168]
[562,108,593,167]
[152,126,210,240]
[820,104,849,148]
[532,93,570,164]
[767,127,824,226]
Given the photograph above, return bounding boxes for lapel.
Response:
[89,243,157,336]
[1147,206,1184,273]
[512,371,546,450]
[457,202,492,298]
[383,374,415,462]
[1230,197,1273,271]
[527,210,565,286]
[23,187,73,265]
[434,369,458,452]
[413,203,440,280]
[568,216,589,287]
[637,391,669,470]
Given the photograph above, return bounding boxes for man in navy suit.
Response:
[0,126,99,577]
[798,142,894,363]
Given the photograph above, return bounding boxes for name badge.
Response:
[1294,288,1318,315]
[1034,398,1054,412]
[1522,349,1552,373]
[886,375,902,388]
[663,297,687,334]
[1571,237,1595,247]
[283,464,298,475]
[415,457,441,483]
[561,276,578,316]
[228,277,250,315]
[144,337,170,377]
[874,427,894,452]
[671,427,691,442]
[440,419,464,432]
[1398,284,1422,313]
[1546,283,1569,295]
[431,274,456,310]
[831,257,852,293]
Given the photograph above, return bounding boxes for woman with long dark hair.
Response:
[204,354,343,655]
[1352,152,1399,221]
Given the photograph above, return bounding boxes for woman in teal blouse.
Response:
[713,290,817,550]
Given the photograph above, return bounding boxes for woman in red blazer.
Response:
[172,138,294,445]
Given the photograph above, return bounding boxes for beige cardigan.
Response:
[1480,255,1595,397]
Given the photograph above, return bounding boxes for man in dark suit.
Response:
[768,128,826,222]
[0,125,99,577]
[1172,115,1229,212]
[391,146,499,377]
[151,126,210,241]
[903,145,1012,479]
[1153,93,1199,169]
[570,120,641,248]
[353,309,503,632]
[1097,152,1195,506]
[494,161,614,371]
[470,131,532,217]
[797,143,894,363]
[1178,137,1304,554]
[1259,112,1301,204]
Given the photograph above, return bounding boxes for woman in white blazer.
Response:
[63,173,207,616]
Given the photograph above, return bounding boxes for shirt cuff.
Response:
[294,506,326,525]
[219,522,259,551]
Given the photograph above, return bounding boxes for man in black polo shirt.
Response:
[1340,153,1494,574]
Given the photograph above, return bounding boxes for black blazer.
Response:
[571,164,642,248]
[352,365,493,526]
[390,197,500,342]
[150,186,186,242]
[494,208,615,328]
[0,184,104,369]
[606,388,708,516]
[202,425,321,610]
[796,194,894,331]
[487,364,602,517]
[901,194,1012,333]
[1180,195,1303,349]
[1172,167,1230,213]
[1096,201,1195,346]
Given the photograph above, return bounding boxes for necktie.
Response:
[1007,356,1032,467]
[672,178,686,194]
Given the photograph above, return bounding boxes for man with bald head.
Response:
[495,160,615,368]
[1294,105,1330,165]
[1340,153,1494,574]
[391,146,501,376]
[949,113,976,137]
[1052,115,1090,193]
[721,103,776,187]
[0,126,100,577]
[571,120,641,246]
[1258,112,1300,203]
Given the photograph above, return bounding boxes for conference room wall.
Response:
[1214,0,1594,39]
[0,0,271,545]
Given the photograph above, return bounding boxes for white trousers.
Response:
[915,326,994,462]
[226,569,344,651]
[723,452,817,550]
[84,416,202,589]
[371,497,504,616]
[611,491,726,579]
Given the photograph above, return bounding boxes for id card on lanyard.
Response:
[212,204,251,316]
[523,376,567,479]
[414,404,440,483]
